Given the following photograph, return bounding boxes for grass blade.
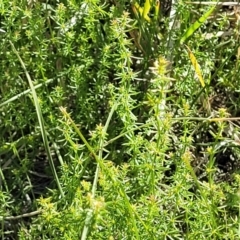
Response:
[0,78,54,108]
[9,41,64,198]
[180,5,216,44]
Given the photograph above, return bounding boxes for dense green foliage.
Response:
[1,0,240,239]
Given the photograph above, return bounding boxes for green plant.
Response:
[0,0,240,239]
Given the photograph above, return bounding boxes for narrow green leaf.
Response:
[180,5,216,44]
[9,41,64,198]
